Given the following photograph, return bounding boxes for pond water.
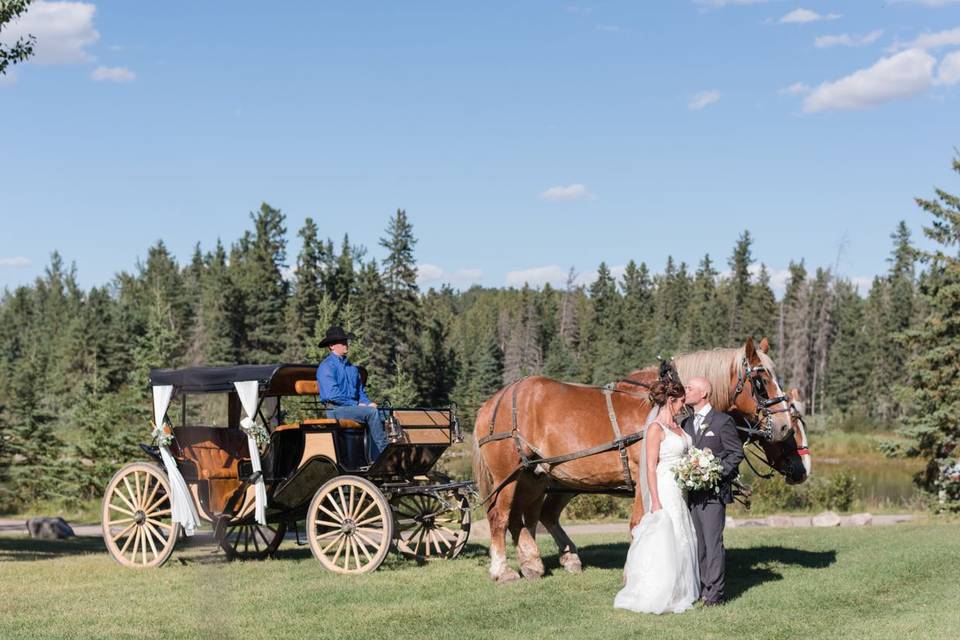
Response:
[815,457,924,508]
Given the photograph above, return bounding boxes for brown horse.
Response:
[473,337,807,583]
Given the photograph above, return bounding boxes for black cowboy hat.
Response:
[319,325,356,348]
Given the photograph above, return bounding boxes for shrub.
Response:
[811,470,860,512]
[746,475,813,513]
[564,494,631,521]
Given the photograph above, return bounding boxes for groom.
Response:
[682,376,745,606]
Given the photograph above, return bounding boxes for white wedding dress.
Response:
[614,422,700,614]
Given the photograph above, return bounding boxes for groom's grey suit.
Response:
[682,406,744,604]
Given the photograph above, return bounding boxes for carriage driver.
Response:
[316,326,390,463]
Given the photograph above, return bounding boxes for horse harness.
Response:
[476,377,647,503]
[733,356,790,442]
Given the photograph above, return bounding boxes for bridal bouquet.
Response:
[673,447,724,493]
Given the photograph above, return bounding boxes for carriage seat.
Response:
[294,379,319,395]
[289,380,363,428]
[273,418,363,431]
[172,427,250,480]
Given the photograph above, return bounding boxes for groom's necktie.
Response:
[694,414,704,433]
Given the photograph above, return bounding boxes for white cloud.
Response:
[506,265,568,288]
[779,8,841,24]
[815,30,883,48]
[416,264,483,289]
[2,1,99,64]
[539,183,592,202]
[937,50,960,84]
[892,27,960,52]
[688,90,721,110]
[91,65,135,82]
[779,82,810,95]
[0,256,31,268]
[803,48,937,112]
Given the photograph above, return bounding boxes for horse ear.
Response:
[744,336,760,363]
[759,337,770,354]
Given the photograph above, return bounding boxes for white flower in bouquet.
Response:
[673,446,724,493]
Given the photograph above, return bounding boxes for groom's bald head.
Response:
[685,376,711,410]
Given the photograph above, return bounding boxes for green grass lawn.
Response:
[1,522,958,640]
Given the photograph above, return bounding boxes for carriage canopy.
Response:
[148,364,318,395]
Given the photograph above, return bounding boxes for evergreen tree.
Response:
[825,280,871,414]
[587,262,623,383]
[744,263,778,348]
[781,261,811,397]
[885,220,917,416]
[330,234,359,306]
[0,347,63,509]
[237,203,289,362]
[685,254,725,350]
[652,257,690,357]
[286,218,326,360]
[353,259,391,379]
[380,210,421,370]
[727,230,754,343]
[900,158,960,511]
[863,276,894,419]
[416,289,459,405]
[808,268,834,414]
[380,356,419,407]
[620,260,654,366]
[197,241,242,365]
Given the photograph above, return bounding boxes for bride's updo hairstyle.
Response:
[649,379,685,406]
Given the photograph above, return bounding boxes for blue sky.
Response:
[2,0,959,295]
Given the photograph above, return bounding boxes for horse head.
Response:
[729,339,809,484]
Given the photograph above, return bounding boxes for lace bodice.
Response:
[654,423,692,471]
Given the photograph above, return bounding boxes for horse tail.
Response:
[471,382,516,505]
[472,429,493,506]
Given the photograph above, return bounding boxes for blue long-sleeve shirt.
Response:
[317,353,371,406]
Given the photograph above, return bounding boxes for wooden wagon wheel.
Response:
[215,518,286,560]
[306,475,394,574]
[101,462,180,569]
[391,490,471,561]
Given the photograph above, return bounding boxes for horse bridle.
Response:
[733,356,790,443]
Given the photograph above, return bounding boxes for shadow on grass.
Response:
[0,536,106,562]
[546,541,836,600]
[725,545,837,600]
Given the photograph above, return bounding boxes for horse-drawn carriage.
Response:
[101,364,473,573]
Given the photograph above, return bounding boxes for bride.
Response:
[614,379,700,614]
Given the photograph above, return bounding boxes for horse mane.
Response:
[629,345,778,410]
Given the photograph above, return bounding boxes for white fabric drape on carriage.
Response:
[234,380,268,526]
[152,385,200,536]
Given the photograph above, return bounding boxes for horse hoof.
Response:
[559,553,582,574]
[520,564,544,581]
[496,569,521,585]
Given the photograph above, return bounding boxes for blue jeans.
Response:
[327,405,389,462]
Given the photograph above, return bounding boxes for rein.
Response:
[476,376,648,505]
